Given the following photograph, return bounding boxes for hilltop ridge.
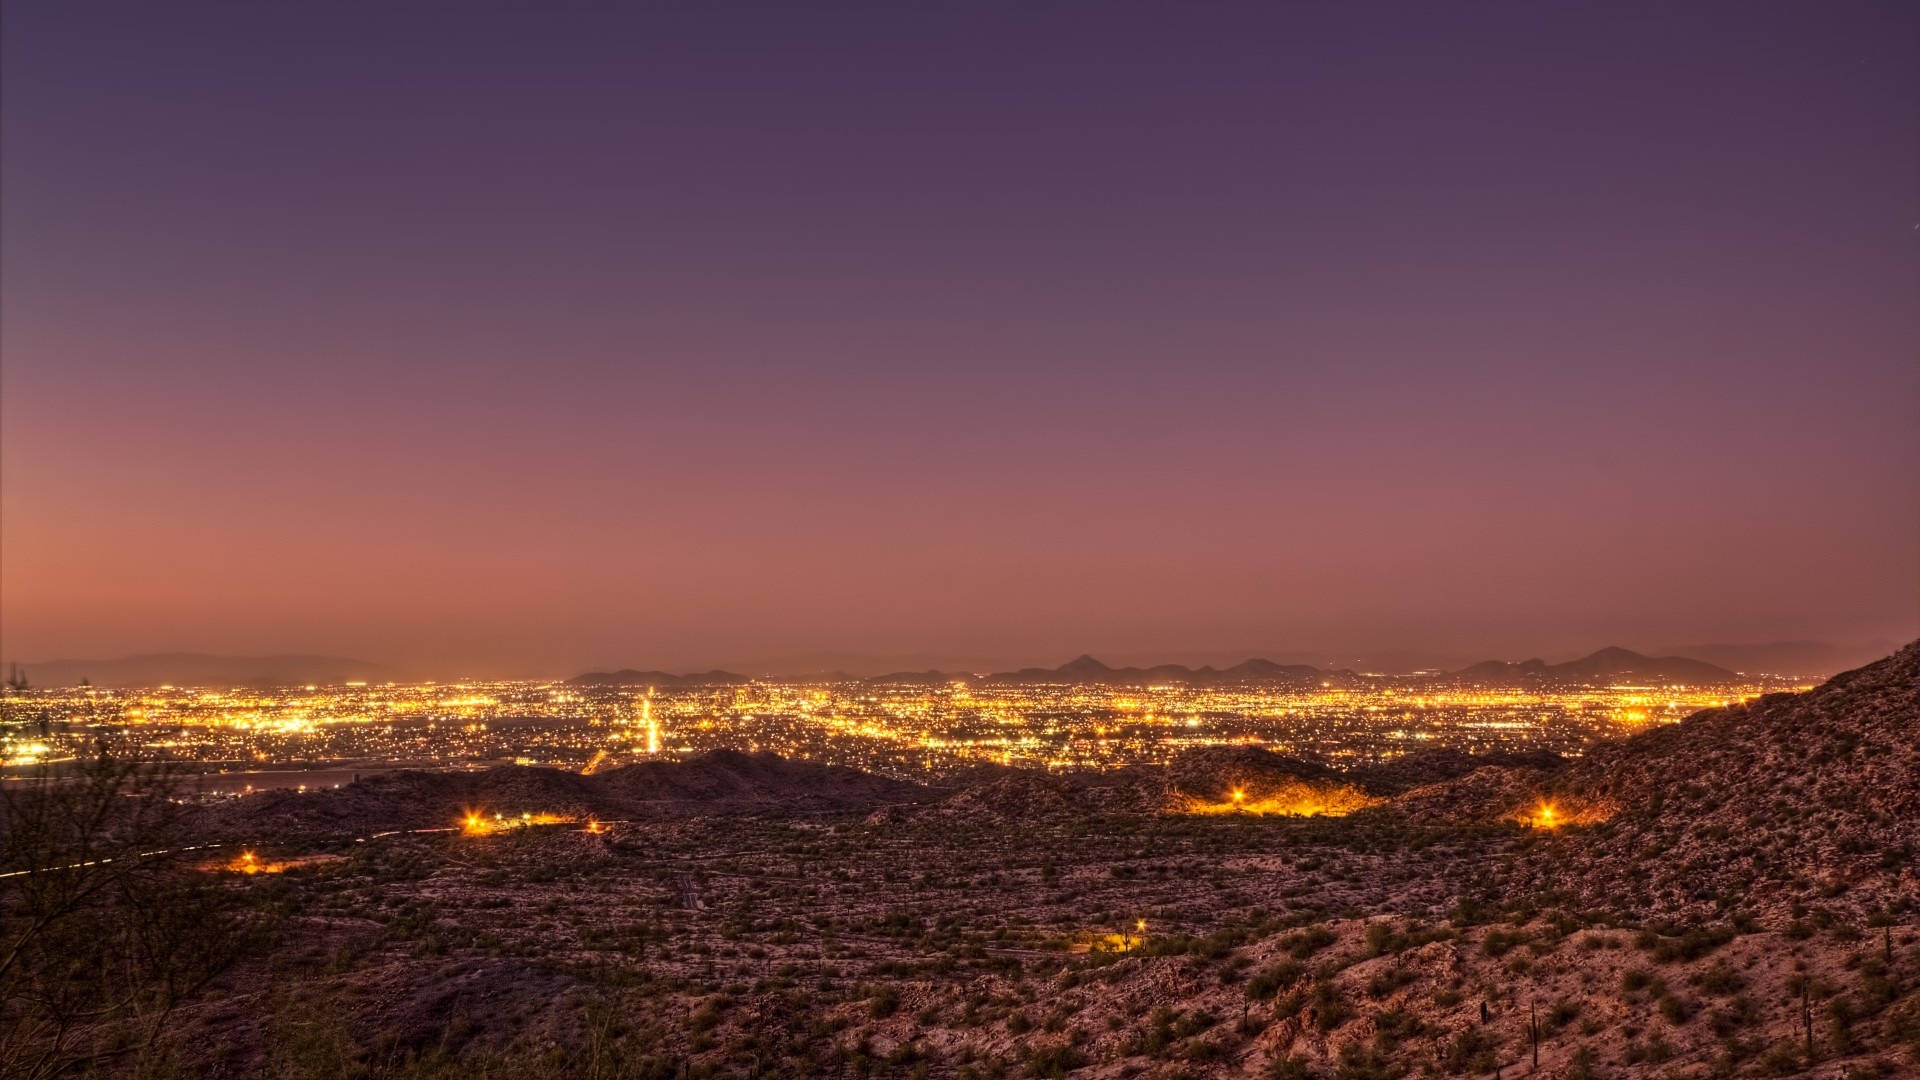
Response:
[1448,645,1739,685]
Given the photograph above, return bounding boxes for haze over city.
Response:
[4,3,1915,678]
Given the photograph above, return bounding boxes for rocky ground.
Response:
[18,646,1920,1078]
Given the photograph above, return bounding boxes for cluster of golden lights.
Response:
[1180,780,1385,818]
[460,810,577,836]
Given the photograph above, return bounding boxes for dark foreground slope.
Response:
[193,749,932,841]
[1395,643,1919,920]
[1525,640,1918,918]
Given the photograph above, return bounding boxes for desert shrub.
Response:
[1636,925,1734,962]
[1283,926,1339,960]
[1362,920,1447,957]
[1542,999,1581,1035]
[1172,1008,1217,1038]
[1857,958,1900,1012]
[1311,979,1351,1031]
[1449,898,1495,927]
[1248,960,1307,1001]
[1184,1038,1227,1064]
[1694,962,1742,996]
[1265,1056,1317,1080]
[1,747,270,1080]
[1364,967,1418,999]
[1371,1009,1425,1050]
[1482,928,1530,957]
[1622,1030,1674,1064]
[1760,1041,1803,1075]
[1827,995,1857,1054]
[1023,1043,1083,1078]
[1444,1029,1498,1073]
[1333,1041,1405,1080]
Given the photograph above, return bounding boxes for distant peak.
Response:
[1449,646,1735,683]
[1582,646,1648,662]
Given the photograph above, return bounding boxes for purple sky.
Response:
[3,2,1915,676]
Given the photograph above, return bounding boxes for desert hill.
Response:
[1531,639,1918,918]
[1403,641,1918,919]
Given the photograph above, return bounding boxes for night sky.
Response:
[3,2,1914,676]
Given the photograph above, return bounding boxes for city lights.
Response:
[0,675,1798,787]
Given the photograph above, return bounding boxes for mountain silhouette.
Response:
[1449,646,1735,684]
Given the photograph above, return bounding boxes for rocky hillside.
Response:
[1403,642,1918,920]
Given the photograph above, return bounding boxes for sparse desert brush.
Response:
[1364,966,1418,999]
[1693,961,1742,996]
[1263,1055,1315,1080]
[1282,925,1338,959]
[1444,1028,1499,1073]
[1481,927,1531,957]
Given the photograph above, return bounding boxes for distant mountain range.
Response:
[1447,646,1738,685]
[573,646,1744,689]
[9,643,1800,691]
[860,654,1328,687]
